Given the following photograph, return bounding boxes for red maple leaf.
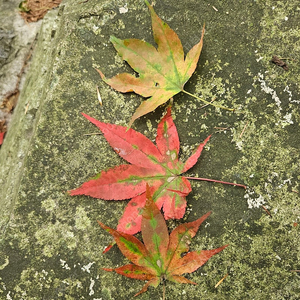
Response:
[0,132,5,145]
[98,186,228,297]
[69,107,245,234]
[0,120,6,145]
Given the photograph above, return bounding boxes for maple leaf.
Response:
[98,186,228,298]
[69,107,246,235]
[96,1,233,127]
[0,132,5,145]
[0,120,6,145]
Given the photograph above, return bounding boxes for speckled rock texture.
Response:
[0,0,299,299]
[0,0,41,124]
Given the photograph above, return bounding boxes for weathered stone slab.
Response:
[0,0,299,299]
[0,0,41,122]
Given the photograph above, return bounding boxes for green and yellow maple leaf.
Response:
[97,1,233,127]
[99,186,228,298]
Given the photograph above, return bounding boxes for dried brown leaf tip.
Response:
[1,89,20,113]
[19,0,63,22]
[271,55,288,71]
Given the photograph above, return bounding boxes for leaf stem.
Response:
[184,176,247,189]
[162,280,165,300]
[182,89,235,111]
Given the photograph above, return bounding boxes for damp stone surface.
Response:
[0,0,299,299]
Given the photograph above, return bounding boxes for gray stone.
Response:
[0,0,41,123]
[0,0,299,299]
